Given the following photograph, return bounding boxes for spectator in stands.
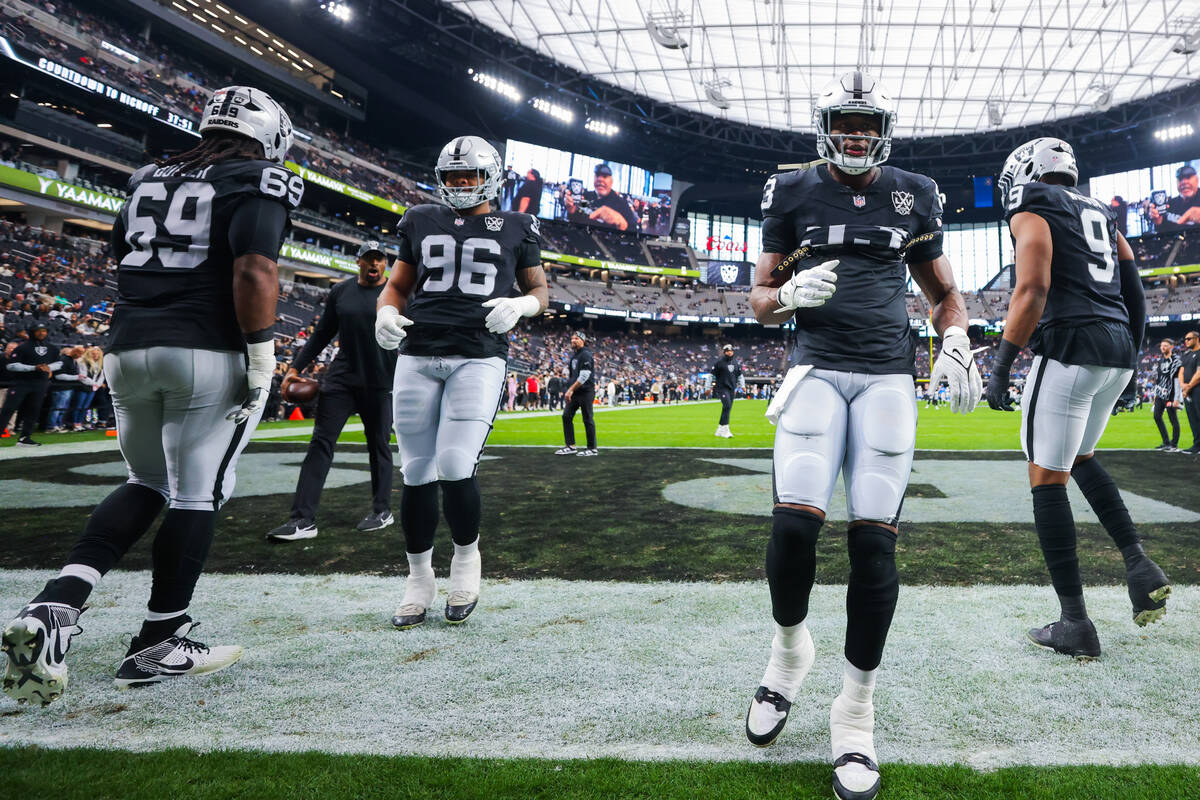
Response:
[46,345,85,431]
[564,164,638,231]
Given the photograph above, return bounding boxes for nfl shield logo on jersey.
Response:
[892,191,915,215]
[454,217,465,226]
[852,194,866,208]
[720,263,740,284]
[484,216,504,232]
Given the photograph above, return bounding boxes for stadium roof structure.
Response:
[447,0,1200,137]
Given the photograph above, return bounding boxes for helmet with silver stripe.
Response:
[813,71,896,175]
[200,86,294,164]
[435,136,503,210]
[998,137,1079,199]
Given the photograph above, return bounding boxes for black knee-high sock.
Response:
[146,509,216,618]
[401,483,440,554]
[440,477,481,547]
[1031,484,1087,620]
[1071,458,1141,559]
[844,525,899,671]
[34,483,166,608]
[766,508,822,627]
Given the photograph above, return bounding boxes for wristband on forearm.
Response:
[993,339,1020,376]
[245,327,274,344]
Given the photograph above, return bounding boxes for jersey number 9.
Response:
[420,235,499,296]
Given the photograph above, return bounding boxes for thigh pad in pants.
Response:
[436,357,506,482]
[393,356,443,486]
[843,374,917,524]
[773,372,847,512]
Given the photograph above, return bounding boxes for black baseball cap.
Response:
[1177,165,1197,180]
[356,240,386,258]
[29,321,48,332]
[594,163,613,176]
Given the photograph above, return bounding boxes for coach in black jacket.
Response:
[0,322,59,446]
[556,331,597,456]
[268,242,398,540]
[712,343,744,438]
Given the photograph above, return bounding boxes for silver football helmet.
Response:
[813,71,896,175]
[200,86,294,163]
[998,137,1079,198]
[435,136,504,210]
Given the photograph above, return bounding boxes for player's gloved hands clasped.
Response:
[776,259,839,310]
[375,305,413,350]
[930,326,984,414]
[481,294,542,334]
[228,338,275,424]
[984,338,1020,412]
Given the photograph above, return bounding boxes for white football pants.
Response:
[392,354,507,486]
[1020,355,1132,472]
[773,368,917,524]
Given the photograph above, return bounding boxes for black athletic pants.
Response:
[562,387,597,449]
[1185,396,1200,450]
[1153,397,1180,447]
[0,380,48,438]
[291,381,393,520]
[717,389,734,425]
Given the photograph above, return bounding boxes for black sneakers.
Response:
[355,511,395,532]
[1027,618,1102,659]
[267,517,318,541]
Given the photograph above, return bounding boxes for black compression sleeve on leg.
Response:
[1070,458,1139,550]
[1031,484,1084,613]
[147,509,216,615]
[844,524,899,672]
[766,508,823,627]
[440,477,481,546]
[401,483,440,554]
[36,484,167,607]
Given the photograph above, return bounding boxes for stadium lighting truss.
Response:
[531,97,574,123]
[584,119,620,136]
[1154,123,1195,141]
[468,68,523,102]
[445,0,1198,137]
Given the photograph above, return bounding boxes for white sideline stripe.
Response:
[0,570,1195,767]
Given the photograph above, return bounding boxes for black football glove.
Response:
[985,339,1020,412]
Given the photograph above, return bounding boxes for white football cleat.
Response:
[2,602,83,707]
[745,625,815,747]
[393,570,437,630]
[113,620,242,689]
[830,674,880,800]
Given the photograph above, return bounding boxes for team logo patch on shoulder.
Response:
[852,194,866,208]
[485,216,505,232]
[892,190,915,215]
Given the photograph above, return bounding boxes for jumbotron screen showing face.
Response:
[500,139,673,235]
[1089,156,1200,238]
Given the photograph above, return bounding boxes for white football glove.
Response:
[227,339,274,424]
[481,294,542,334]
[375,305,413,350]
[776,259,839,310]
[929,326,983,414]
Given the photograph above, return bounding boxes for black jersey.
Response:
[568,346,595,390]
[108,158,303,354]
[396,204,541,359]
[291,278,397,390]
[1153,354,1182,401]
[760,164,944,375]
[712,355,742,392]
[1004,182,1134,368]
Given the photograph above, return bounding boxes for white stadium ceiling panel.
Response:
[447,0,1200,136]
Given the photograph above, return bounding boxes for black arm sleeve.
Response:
[515,238,542,269]
[1118,258,1145,355]
[227,197,289,260]
[110,208,131,262]
[290,284,341,373]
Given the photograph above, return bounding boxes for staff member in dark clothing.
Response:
[547,369,563,410]
[1151,339,1182,451]
[712,343,745,438]
[555,331,597,456]
[1179,331,1200,454]
[268,241,399,540]
[0,322,59,446]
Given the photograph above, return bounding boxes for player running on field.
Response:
[376,135,548,629]
[987,137,1170,660]
[745,71,982,800]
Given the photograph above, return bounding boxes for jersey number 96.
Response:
[420,235,499,296]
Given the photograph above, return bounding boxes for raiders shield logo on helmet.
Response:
[484,216,504,232]
[853,194,866,208]
[892,190,914,215]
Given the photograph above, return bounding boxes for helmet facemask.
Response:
[815,108,894,175]
[436,168,498,210]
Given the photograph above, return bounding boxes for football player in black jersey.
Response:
[2,86,301,706]
[987,137,1170,660]
[744,71,982,800]
[376,135,548,629]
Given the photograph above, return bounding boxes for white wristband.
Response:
[941,325,968,340]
